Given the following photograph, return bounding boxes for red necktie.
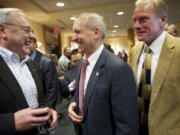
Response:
[79,59,89,115]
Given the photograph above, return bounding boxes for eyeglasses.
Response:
[3,23,34,34]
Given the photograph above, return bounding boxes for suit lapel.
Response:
[34,50,41,63]
[76,59,82,106]
[0,56,28,108]
[83,48,106,117]
[150,33,175,108]
[132,42,144,82]
[26,60,44,103]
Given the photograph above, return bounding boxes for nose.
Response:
[72,33,77,42]
[29,31,35,40]
[133,20,142,30]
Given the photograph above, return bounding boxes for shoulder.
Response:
[37,51,52,64]
[165,33,180,53]
[103,49,130,71]
[132,41,143,52]
[101,50,134,82]
[59,55,68,61]
[27,59,39,68]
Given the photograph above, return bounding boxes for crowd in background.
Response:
[0,0,180,135]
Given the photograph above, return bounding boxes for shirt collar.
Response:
[84,44,104,65]
[0,45,15,60]
[0,45,29,64]
[146,31,166,55]
[30,50,37,60]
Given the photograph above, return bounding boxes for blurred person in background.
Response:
[49,53,61,79]
[62,49,82,98]
[165,24,179,37]
[29,37,59,109]
[58,47,71,76]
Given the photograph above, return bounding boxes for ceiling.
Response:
[1,0,180,37]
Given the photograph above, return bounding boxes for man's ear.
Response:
[94,27,101,38]
[0,24,7,38]
[95,27,100,34]
[0,24,6,33]
[160,14,168,29]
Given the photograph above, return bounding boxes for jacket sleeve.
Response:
[43,59,59,108]
[0,113,15,135]
[111,63,139,135]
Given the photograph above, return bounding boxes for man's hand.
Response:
[72,80,76,86]
[47,108,58,131]
[68,102,83,123]
[14,107,58,132]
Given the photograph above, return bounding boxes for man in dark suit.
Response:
[68,13,139,135]
[0,8,58,135]
[62,49,82,97]
[29,37,59,108]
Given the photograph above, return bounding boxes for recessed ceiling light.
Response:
[113,30,117,33]
[117,11,124,15]
[114,25,119,28]
[70,17,76,20]
[56,2,64,7]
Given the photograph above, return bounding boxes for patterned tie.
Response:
[79,59,89,115]
[138,46,152,135]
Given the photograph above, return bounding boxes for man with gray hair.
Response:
[132,0,180,134]
[58,47,71,75]
[165,24,179,37]
[0,8,58,135]
[68,12,139,135]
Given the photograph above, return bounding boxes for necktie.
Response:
[138,46,152,135]
[79,59,89,115]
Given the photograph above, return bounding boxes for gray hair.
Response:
[135,0,168,18]
[77,12,106,39]
[169,24,179,35]
[0,8,25,24]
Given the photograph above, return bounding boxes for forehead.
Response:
[66,48,71,52]
[71,53,82,60]
[133,2,156,18]
[73,16,87,30]
[9,12,31,26]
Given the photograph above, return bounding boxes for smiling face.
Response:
[4,12,33,60]
[132,1,166,45]
[72,16,97,58]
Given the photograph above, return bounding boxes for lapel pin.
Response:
[96,72,99,76]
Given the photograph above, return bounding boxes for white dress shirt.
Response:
[68,81,75,91]
[137,31,166,88]
[83,44,104,95]
[0,46,39,108]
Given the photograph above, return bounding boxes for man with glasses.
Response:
[0,8,58,135]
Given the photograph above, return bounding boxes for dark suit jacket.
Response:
[74,48,139,135]
[62,67,77,97]
[33,50,59,108]
[0,56,48,135]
